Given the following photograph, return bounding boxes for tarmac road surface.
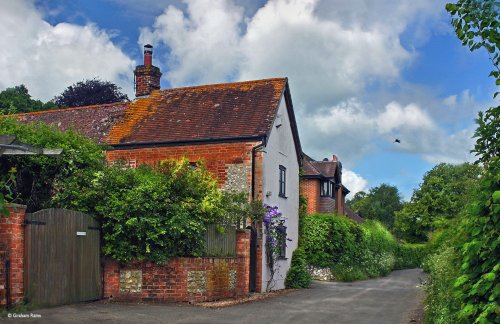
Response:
[5,268,426,324]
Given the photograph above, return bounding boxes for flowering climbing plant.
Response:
[262,205,291,291]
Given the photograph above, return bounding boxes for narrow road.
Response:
[11,269,426,324]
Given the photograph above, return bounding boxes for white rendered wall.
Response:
[261,97,300,291]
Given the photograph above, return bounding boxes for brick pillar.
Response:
[0,204,26,307]
[103,259,120,298]
[236,229,250,295]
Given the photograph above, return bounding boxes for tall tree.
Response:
[347,183,403,229]
[53,78,129,108]
[445,1,499,321]
[0,85,57,114]
[394,163,481,242]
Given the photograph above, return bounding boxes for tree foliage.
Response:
[52,78,129,108]
[394,163,480,243]
[346,183,403,229]
[0,118,105,212]
[446,0,499,164]
[425,1,500,322]
[0,85,57,115]
[53,158,226,263]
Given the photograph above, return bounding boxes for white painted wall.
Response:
[261,97,300,291]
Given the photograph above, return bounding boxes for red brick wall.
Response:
[0,204,26,307]
[300,179,320,214]
[103,230,251,303]
[107,142,266,293]
[106,141,259,188]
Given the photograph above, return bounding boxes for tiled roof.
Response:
[106,78,287,145]
[15,103,128,143]
[13,78,290,147]
[302,158,337,178]
[345,207,364,224]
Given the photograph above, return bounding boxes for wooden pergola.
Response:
[0,135,62,157]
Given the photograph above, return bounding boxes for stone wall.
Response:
[103,230,251,303]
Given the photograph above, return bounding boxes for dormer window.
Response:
[320,180,335,198]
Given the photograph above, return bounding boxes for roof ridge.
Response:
[10,101,128,117]
[156,77,288,93]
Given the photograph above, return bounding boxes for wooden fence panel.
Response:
[204,224,236,257]
[24,209,100,307]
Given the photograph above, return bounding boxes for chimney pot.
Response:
[144,44,153,66]
[332,155,338,162]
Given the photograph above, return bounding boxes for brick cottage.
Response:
[17,45,303,294]
[301,154,363,223]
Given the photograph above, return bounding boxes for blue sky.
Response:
[0,0,495,200]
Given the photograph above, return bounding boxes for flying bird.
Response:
[394,139,401,144]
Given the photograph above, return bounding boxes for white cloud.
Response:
[0,0,135,101]
[376,102,434,134]
[343,169,368,196]
[301,100,474,167]
[299,98,377,166]
[443,94,457,107]
[141,0,432,107]
[136,0,474,179]
[139,0,244,86]
[238,0,413,107]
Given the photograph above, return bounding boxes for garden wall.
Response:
[103,229,251,303]
[0,204,251,307]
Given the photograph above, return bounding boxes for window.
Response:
[320,180,335,198]
[279,165,286,197]
[277,224,287,258]
[320,181,329,197]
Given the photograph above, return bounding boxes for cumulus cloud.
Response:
[301,100,475,167]
[140,0,441,107]
[0,0,134,101]
[343,169,368,196]
[238,0,413,107]
[139,0,244,86]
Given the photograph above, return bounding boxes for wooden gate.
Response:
[24,208,101,306]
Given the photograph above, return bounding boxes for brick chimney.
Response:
[134,44,162,97]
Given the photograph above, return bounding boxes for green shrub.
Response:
[423,246,461,324]
[301,213,359,268]
[285,247,312,288]
[453,158,500,323]
[394,243,427,270]
[300,215,420,281]
[55,158,225,263]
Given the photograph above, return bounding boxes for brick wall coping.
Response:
[4,203,27,209]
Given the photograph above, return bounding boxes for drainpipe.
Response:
[251,139,266,201]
